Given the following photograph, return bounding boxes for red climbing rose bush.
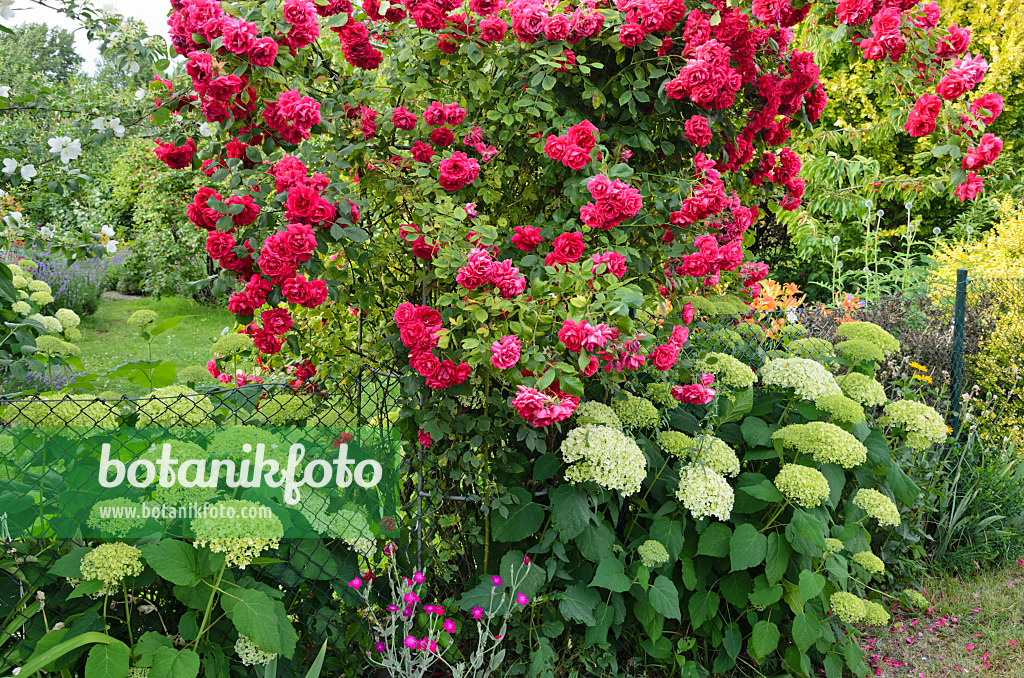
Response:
[155,0,1000,670]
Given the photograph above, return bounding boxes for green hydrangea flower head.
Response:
[235,635,277,666]
[12,275,28,289]
[774,464,831,508]
[87,499,147,537]
[30,291,54,305]
[644,382,678,409]
[64,326,82,342]
[879,400,947,450]
[192,499,284,568]
[249,391,316,425]
[835,321,900,354]
[127,309,158,331]
[772,422,868,469]
[8,263,25,277]
[11,300,30,315]
[211,332,254,356]
[734,322,767,343]
[851,551,885,575]
[786,337,834,360]
[836,339,886,366]
[829,592,867,624]
[759,357,842,401]
[814,394,866,424]
[678,295,718,316]
[838,372,888,408]
[863,600,891,627]
[175,364,217,386]
[127,668,150,678]
[638,539,670,568]
[136,385,215,427]
[692,435,740,477]
[656,431,695,459]
[6,395,120,428]
[574,401,623,429]
[853,489,901,527]
[34,335,80,357]
[824,538,845,554]
[696,352,756,389]
[903,589,929,609]
[16,259,37,271]
[141,441,218,505]
[40,315,64,334]
[776,323,806,341]
[209,426,284,465]
[27,279,51,294]
[80,543,144,585]
[675,464,733,521]
[700,327,742,354]
[561,425,647,496]
[55,308,81,330]
[610,392,660,429]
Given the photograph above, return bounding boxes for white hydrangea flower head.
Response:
[879,400,947,450]
[834,321,900,354]
[127,309,158,330]
[136,385,216,427]
[212,332,255,357]
[87,499,147,537]
[65,326,82,342]
[837,372,888,408]
[759,357,842,401]
[610,392,660,429]
[851,550,885,576]
[235,635,277,666]
[814,394,866,424]
[644,382,679,409]
[675,464,733,521]
[34,335,80,357]
[903,589,929,609]
[80,543,144,586]
[574,400,623,428]
[696,352,756,389]
[192,499,284,569]
[773,422,868,469]
[824,538,844,554]
[829,592,867,624]
[29,291,54,305]
[561,425,647,496]
[774,464,831,508]
[853,489,901,527]
[11,301,30,315]
[27,280,51,294]
[127,668,150,678]
[638,539,670,568]
[41,316,63,334]
[55,308,81,330]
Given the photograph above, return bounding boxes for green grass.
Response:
[78,295,236,394]
[868,565,1024,678]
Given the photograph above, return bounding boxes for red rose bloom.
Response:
[392,106,418,130]
[261,308,294,335]
[154,137,196,169]
[544,231,585,266]
[411,141,436,163]
[438,151,481,191]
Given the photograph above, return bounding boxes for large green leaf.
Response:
[792,612,821,653]
[798,569,825,603]
[729,523,768,571]
[142,540,201,587]
[84,641,130,678]
[222,589,298,659]
[19,632,119,678]
[558,584,600,626]
[589,558,631,593]
[647,575,681,621]
[687,589,718,628]
[133,632,174,668]
[649,516,685,560]
[491,488,544,542]
[148,647,200,678]
[696,522,732,558]
[765,533,792,585]
[748,620,780,660]
[549,485,591,540]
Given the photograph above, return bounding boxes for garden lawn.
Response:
[78,295,235,395]
[866,564,1024,678]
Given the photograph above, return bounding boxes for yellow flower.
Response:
[908,362,927,372]
[912,374,933,384]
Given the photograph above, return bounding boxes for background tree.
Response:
[0,23,83,87]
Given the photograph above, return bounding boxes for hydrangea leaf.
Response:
[748,620,780,661]
[141,540,201,587]
[686,587,717,627]
[549,484,591,540]
[148,647,200,678]
[792,612,821,653]
[84,641,130,678]
[696,522,732,558]
[590,558,631,593]
[798,569,826,603]
[558,583,600,626]
[729,523,768,571]
[221,588,298,659]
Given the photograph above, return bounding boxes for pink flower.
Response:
[418,429,434,448]
[903,94,942,137]
[962,133,1002,170]
[512,225,543,251]
[954,172,984,201]
[581,356,599,377]
[650,343,680,371]
[348,577,363,589]
[545,231,585,266]
[670,325,690,346]
[491,575,503,586]
[516,593,530,606]
[471,606,484,619]
[404,591,420,604]
[438,151,481,191]
[491,335,522,369]
[443,619,456,633]
[404,635,419,649]
[412,571,426,583]
[684,116,713,147]
[591,252,627,278]
[373,641,386,652]
[671,384,716,405]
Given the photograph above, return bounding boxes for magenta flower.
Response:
[491,575,503,586]
[373,641,386,653]
[403,635,418,649]
[412,571,426,584]
[443,618,456,633]
[471,606,484,619]
[404,592,420,605]
[423,604,445,615]
[516,593,530,606]
[402,606,415,617]
[348,577,363,589]
[387,605,399,611]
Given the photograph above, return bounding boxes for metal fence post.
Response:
[948,268,968,434]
